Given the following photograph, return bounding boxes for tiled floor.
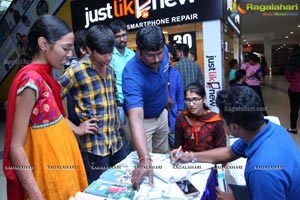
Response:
[0,75,299,199]
[261,75,300,144]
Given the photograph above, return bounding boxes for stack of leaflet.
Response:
[84,169,136,199]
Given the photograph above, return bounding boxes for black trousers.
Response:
[288,89,300,129]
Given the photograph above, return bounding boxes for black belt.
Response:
[144,113,161,119]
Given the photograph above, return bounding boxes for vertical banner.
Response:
[168,31,197,59]
[203,20,224,112]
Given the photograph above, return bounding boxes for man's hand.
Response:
[131,159,154,190]
[167,96,173,111]
[216,186,235,200]
[170,149,191,164]
[75,118,99,136]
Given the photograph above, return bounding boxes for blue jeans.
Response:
[118,106,125,125]
[82,145,127,184]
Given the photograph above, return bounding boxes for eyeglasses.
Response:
[184,97,202,104]
[114,33,128,39]
[48,40,74,53]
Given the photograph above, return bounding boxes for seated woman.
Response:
[174,82,226,152]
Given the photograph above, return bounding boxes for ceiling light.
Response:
[285,36,289,39]
[290,32,294,34]
[298,25,300,28]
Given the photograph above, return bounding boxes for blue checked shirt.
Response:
[175,57,204,88]
[59,55,123,156]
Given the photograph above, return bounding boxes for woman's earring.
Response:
[40,46,46,53]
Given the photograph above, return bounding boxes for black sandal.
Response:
[287,128,298,134]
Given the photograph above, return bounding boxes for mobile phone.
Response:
[175,179,200,197]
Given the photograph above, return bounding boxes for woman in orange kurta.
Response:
[4,15,88,200]
[174,82,226,153]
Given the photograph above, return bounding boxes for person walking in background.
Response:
[167,44,184,150]
[122,25,170,190]
[59,25,127,183]
[171,86,300,200]
[228,58,239,82]
[285,46,300,134]
[4,15,87,200]
[241,52,268,116]
[109,20,135,151]
[175,43,204,88]
[174,82,226,152]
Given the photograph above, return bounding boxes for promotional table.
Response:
[70,152,217,200]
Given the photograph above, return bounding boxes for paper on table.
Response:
[152,159,214,183]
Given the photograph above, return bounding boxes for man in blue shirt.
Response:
[171,86,300,200]
[122,25,170,190]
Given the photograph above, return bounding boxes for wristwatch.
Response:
[190,152,197,163]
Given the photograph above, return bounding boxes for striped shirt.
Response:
[175,57,204,88]
[59,55,123,156]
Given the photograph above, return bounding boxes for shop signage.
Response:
[71,0,222,32]
[203,20,224,112]
[168,31,197,60]
[223,0,241,34]
[168,31,196,51]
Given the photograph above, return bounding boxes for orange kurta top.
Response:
[4,64,87,200]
